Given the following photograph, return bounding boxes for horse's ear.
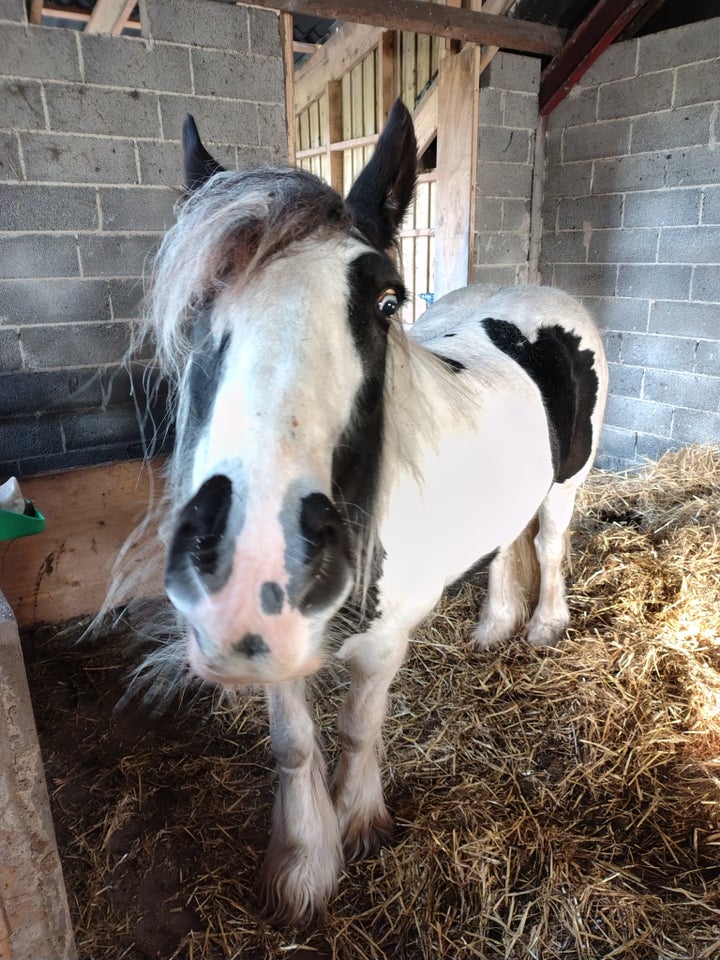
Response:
[346,99,417,249]
[183,114,226,194]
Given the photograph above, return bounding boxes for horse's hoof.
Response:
[526,618,567,647]
[258,843,340,928]
[341,807,394,862]
[471,620,514,651]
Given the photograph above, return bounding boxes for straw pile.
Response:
[24,444,720,960]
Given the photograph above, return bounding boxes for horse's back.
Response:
[412,283,608,485]
[411,283,601,353]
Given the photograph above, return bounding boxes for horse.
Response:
[139,98,608,925]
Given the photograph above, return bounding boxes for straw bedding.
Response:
[23,444,720,959]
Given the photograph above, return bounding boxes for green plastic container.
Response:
[0,502,45,541]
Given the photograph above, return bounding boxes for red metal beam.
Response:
[539,0,656,116]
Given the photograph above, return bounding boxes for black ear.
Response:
[182,114,226,193]
[346,99,417,250]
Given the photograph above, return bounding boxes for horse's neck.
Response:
[381,328,469,487]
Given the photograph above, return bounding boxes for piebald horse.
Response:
[140,99,607,924]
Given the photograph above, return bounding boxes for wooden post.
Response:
[433,43,480,298]
[378,30,397,121]
[279,12,297,164]
[326,79,343,190]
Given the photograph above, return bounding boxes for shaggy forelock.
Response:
[146,167,352,378]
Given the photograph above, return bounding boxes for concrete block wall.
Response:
[541,17,720,470]
[472,51,540,286]
[0,0,287,478]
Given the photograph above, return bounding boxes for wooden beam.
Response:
[540,0,656,115]
[293,40,319,54]
[85,0,135,33]
[434,42,480,298]
[412,78,438,158]
[326,79,344,190]
[245,0,564,56]
[409,0,516,161]
[280,12,297,162]
[294,22,383,114]
[29,0,43,24]
[378,29,397,123]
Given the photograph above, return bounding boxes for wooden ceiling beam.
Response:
[539,0,657,115]
[85,0,136,33]
[240,0,564,56]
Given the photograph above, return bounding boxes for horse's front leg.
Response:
[259,679,342,925]
[333,626,409,860]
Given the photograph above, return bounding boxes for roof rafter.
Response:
[540,0,658,114]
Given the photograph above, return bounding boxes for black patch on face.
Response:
[178,322,230,463]
[481,318,599,484]
[233,632,269,658]
[332,252,403,532]
[435,354,466,374]
[260,581,284,615]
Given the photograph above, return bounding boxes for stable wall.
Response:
[472,51,540,288]
[0,0,287,478]
[540,17,720,470]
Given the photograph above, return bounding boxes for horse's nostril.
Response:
[300,492,345,552]
[295,491,351,613]
[166,474,233,592]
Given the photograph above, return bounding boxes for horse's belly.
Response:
[378,388,553,621]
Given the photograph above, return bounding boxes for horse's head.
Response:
[154,101,417,686]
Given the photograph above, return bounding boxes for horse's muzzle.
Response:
[164,477,353,684]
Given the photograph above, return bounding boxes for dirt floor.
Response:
[21,445,720,960]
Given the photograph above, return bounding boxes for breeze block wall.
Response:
[472,51,540,287]
[0,0,287,478]
[541,17,720,471]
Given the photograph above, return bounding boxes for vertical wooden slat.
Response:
[280,12,296,164]
[401,31,415,107]
[379,31,397,121]
[362,49,376,166]
[326,80,343,191]
[29,0,43,24]
[434,42,480,298]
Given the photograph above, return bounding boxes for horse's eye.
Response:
[377,290,399,317]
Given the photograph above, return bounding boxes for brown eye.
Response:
[378,289,399,317]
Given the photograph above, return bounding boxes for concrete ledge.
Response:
[0,591,76,960]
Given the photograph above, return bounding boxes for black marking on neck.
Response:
[435,354,466,374]
[481,318,599,483]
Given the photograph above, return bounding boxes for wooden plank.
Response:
[294,22,383,114]
[0,461,163,628]
[85,0,134,34]
[29,0,43,23]
[540,0,656,115]
[240,0,564,56]
[412,79,438,158]
[280,12,297,162]
[433,43,480,298]
[326,79,344,190]
[378,30,397,121]
[0,594,77,959]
